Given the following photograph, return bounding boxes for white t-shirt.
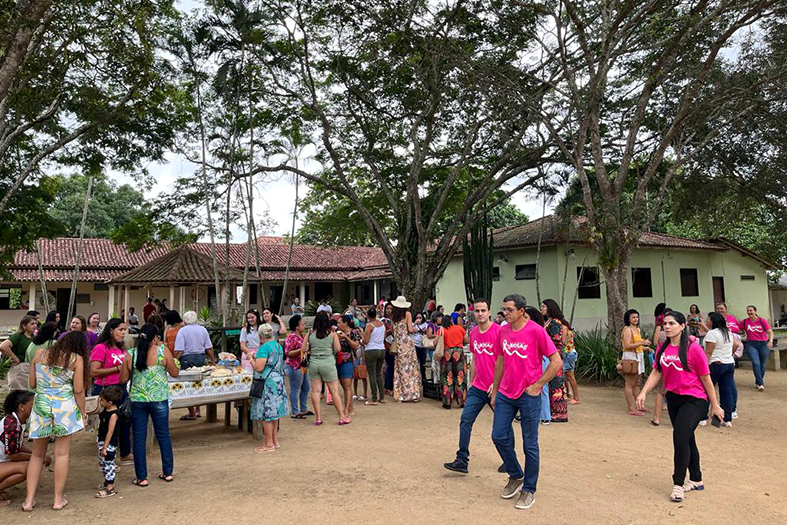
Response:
[703,328,735,364]
[316,304,333,314]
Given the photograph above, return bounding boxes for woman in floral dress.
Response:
[541,299,570,422]
[251,324,288,454]
[391,299,422,403]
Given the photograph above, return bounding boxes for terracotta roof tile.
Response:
[10,269,125,282]
[109,246,252,284]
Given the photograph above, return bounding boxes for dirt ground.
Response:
[4,371,786,525]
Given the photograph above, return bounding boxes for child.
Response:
[95,385,122,498]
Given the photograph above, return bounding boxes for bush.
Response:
[574,326,622,385]
[304,298,343,316]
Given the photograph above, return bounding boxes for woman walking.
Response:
[336,315,362,415]
[284,315,311,418]
[391,297,422,403]
[23,331,87,511]
[541,299,571,422]
[362,308,386,405]
[439,315,468,409]
[704,312,739,426]
[251,324,289,453]
[739,305,774,391]
[620,309,652,417]
[240,309,262,372]
[526,307,551,424]
[637,311,724,503]
[651,303,669,425]
[91,318,133,466]
[302,311,350,425]
[713,302,740,417]
[120,323,179,486]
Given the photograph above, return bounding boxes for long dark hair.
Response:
[655,310,690,373]
[45,310,59,323]
[46,330,89,384]
[148,313,165,334]
[442,314,454,329]
[135,323,161,372]
[526,307,545,326]
[164,310,183,326]
[245,309,261,333]
[33,321,58,345]
[623,309,639,327]
[707,312,730,343]
[98,318,126,350]
[313,311,331,339]
[542,299,571,330]
[4,390,35,415]
[392,306,407,323]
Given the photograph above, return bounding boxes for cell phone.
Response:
[711,415,721,428]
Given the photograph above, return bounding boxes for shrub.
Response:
[304,298,343,316]
[574,326,622,385]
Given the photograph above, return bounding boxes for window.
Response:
[0,285,22,310]
[94,283,109,291]
[76,293,91,304]
[248,284,258,305]
[577,267,601,299]
[740,275,755,281]
[631,268,653,298]
[680,268,699,296]
[492,267,500,282]
[515,264,536,280]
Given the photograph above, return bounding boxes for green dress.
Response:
[28,352,85,438]
[251,341,289,422]
[129,345,169,403]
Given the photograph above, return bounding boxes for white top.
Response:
[704,328,735,364]
[316,304,333,314]
[366,323,385,350]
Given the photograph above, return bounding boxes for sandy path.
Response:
[5,371,786,524]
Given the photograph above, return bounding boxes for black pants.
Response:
[666,391,707,486]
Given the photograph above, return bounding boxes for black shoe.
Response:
[498,464,506,473]
[443,460,468,474]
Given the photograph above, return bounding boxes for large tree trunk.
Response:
[602,256,631,341]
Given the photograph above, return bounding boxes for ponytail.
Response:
[135,323,161,372]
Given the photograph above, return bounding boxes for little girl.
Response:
[95,385,122,498]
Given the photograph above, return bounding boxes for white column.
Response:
[373,280,380,304]
[299,282,306,307]
[28,282,36,311]
[108,285,115,318]
[123,285,130,323]
[179,285,186,313]
[169,284,175,311]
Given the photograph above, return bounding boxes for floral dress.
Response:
[545,319,569,422]
[393,321,422,402]
[251,341,289,422]
[28,352,85,438]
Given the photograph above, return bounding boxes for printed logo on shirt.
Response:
[502,340,529,359]
[745,321,764,334]
[473,340,495,356]
[109,353,124,365]
[660,353,684,371]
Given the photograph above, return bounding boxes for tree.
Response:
[0,0,186,214]
[534,0,787,337]
[229,0,558,311]
[47,174,145,238]
[463,218,493,305]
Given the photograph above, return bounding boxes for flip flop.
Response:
[650,420,660,426]
[365,401,379,406]
[254,445,276,454]
[132,478,148,487]
[315,419,323,426]
[53,498,69,511]
[304,411,315,416]
[179,415,197,421]
[158,473,174,482]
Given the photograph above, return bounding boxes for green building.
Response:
[436,216,776,331]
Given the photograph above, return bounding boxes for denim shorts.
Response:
[336,361,354,380]
[180,354,206,369]
[563,351,578,371]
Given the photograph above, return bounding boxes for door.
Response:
[712,277,725,305]
[56,288,74,329]
[269,285,283,313]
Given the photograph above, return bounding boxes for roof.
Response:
[712,237,779,270]
[491,215,727,252]
[109,246,252,285]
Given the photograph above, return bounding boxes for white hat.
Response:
[391,295,411,309]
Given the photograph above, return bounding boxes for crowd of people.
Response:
[0,292,777,511]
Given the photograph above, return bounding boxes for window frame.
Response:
[577,266,602,299]
[514,264,537,281]
[631,267,653,298]
[680,268,699,297]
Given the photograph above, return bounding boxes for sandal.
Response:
[132,478,149,487]
[338,418,352,425]
[158,473,174,482]
[683,480,704,492]
[304,411,315,416]
[670,485,684,502]
[315,419,323,426]
[53,498,69,511]
[254,445,276,454]
[95,488,117,498]
[365,400,379,406]
[650,420,660,426]
[179,415,197,421]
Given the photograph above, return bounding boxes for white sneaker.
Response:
[757,385,765,392]
[699,420,707,426]
[731,411,738,419]
[723,421,732,428]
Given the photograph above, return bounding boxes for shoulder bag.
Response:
[250,344,278,399]
[119,349,134,422]
[433,328,446,361]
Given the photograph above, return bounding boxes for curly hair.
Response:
[45,330,89,385]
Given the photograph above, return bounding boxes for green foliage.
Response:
[463,218,494,304]
[304,298,342,317]
[109,212,198,253]
[574,327,622,386]
[0,357,11,381]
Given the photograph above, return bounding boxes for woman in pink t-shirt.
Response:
[738,305,774,391]
[637,310,724,504]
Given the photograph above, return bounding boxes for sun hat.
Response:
[391,295,411,309]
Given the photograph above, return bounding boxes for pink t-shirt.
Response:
[90,343,127,386]
[470,323,500,391]
[659,342,710,399]
[738,317,771,341]
[725,315,740,333]
[494,320,557,399]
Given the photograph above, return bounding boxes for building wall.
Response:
[435,245,772,333]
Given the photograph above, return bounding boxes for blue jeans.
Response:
[540,357,550,421]
[492,390,542,493]
[131,401,173,481]
[92,384,132,457]
[180,354,206,369]
[744,340,770,386]
[710,362,735,422]
[286,365,310,414]
[456,386,512,465]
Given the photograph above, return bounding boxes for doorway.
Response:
[56,288,74,330]
[712,277,725,305]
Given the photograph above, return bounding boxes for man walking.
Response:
[443,298,507,473]
[490,294,562,510]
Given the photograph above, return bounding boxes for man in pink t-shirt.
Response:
[489,294,561,510]
[444,299,509,474]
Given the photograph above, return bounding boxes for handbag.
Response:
[354,349,368,379]
[733,334,744,359]
[422,330,435,349]
[433,329,445,361]
[250,346,278,398]
[85,395,101,415]
[616,359,639,375]
[389,339,398,355]
[119,350,134,422]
